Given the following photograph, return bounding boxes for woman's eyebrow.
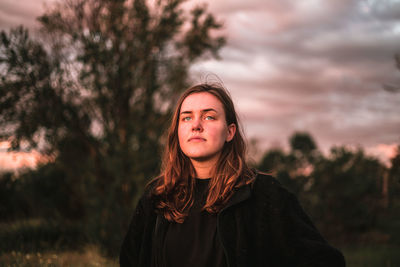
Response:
[180,108,218,114]
[202,108,217,113]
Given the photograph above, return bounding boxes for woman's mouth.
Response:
[188,137,206,142]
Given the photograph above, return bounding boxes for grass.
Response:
[2,244,399,267]
[341,244,400,267]
[0,245,118,267]
[0,219,118,266]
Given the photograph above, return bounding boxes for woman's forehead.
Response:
[180,92,224,112]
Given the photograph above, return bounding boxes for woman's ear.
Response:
[226,123,236,142]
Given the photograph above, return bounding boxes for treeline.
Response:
[257,132,400,246]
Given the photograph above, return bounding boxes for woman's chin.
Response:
[187,153,220,163]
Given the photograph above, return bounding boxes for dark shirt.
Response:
[163,178,228,267]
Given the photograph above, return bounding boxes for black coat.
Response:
[120,172,346,267]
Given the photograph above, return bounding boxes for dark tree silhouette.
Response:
[258,132,392,244]
[0,0,225,255]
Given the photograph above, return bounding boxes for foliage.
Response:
[0,0,225,255]
[0,219,86,253]
[310,146,386,240]
[0,164,86,222]
[258,132,320,195]
[289,131,317,160]
[258,131,399,244]
[388,145,400,196]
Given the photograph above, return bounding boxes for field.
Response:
[342,245,400,267]
[1,244,400,267]
[0,246,118,267]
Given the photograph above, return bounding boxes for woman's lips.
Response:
[188,137,206,142]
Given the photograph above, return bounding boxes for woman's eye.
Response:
[182,117,191,121]
[205,116,215,120]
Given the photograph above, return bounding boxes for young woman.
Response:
[120,83,345,267]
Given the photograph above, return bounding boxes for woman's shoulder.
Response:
[251,170,294,201]
[252,170,279,185]
[252,170,283,190]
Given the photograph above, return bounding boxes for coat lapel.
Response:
[221,183,252,212]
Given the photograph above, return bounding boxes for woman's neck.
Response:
[190,157,218,179]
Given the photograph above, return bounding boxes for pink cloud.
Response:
[365,143,398,167]
[0,142,45,173]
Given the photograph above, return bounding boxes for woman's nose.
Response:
[192,117,203,132]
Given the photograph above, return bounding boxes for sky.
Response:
[0,0,399,171]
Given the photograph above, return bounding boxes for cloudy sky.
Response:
[0,0,399,170]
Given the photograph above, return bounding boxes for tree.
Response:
[0,0,225,255]
[290,132,317,155]
[258,132,389,243]
[258,132,319,196]
[389,145,400,186]
[309,146,386,242]
[384,145,400,244]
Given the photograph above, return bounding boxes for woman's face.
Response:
[178,92,236,163]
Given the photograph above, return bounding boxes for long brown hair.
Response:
[149,83,255,223]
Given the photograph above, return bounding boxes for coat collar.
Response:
[221,180,253,213]
[220,170,258,212]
